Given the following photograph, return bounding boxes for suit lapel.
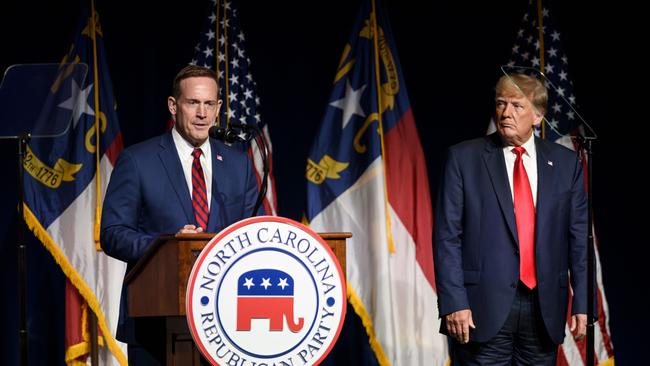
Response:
[158,132,194,224]
[207,139,226,232]
[534,138,553,242]
[482,133,519,244]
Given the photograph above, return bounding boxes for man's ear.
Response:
[215,99,223,116]
[168,96,177,115]
[533,111,544,126]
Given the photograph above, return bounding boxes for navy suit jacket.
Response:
[433,133,588,344]
[101,131,258,341]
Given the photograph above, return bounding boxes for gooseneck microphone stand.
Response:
[249,126,269,217]
[576,133,596,366]
[209,123,270,217]
[17,133,30,366]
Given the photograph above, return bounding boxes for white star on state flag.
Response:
[58,79,95,128]
[329,81,367,129]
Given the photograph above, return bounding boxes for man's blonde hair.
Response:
[496,73,547,115]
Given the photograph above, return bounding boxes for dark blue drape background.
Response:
[1,0,644,364]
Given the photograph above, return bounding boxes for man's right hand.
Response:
[445,309,475,344]
[176,224,204,234]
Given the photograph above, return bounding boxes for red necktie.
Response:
[191,148,209,231]
[512,146,536,289]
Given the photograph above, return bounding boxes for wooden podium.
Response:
[124,232,351,365]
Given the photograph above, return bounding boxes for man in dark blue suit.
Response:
[101,65,258,364]
[433,73,588,365]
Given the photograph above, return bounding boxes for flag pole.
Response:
[18,133,30,366]
[90,310,98,365]
[89,0,102,252]
[370,0,395,253]
[89,1,101,362]
[536,0,545,139]
[584,137,595,366]
[220,0,232,127]
[214,0,222,126]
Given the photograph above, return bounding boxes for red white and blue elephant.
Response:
[236,269,304,333]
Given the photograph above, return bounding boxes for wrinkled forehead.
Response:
[180,76,218,88]
[179,77,219,98]
[496,87,532,103]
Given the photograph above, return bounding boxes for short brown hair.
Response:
[172,65,219,99]
[495,73,547,115]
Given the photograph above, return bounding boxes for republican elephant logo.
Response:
[236,269,305,333]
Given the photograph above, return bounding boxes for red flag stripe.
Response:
[557,346,570,366]
[105,132,123,166]
[383,108,435,288]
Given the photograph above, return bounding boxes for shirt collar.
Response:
[502,132,536,158]
[171,127,210,158]
[519,133,536,158]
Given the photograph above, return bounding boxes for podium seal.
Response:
[186,216,346,365]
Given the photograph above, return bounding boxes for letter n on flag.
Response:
[306,0,448,364]
[21,2,127,365]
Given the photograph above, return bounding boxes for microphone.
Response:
[208,123,255,143]
[208,125,239,143]
[208,122,269,217]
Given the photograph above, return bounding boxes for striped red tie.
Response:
[512,146,536,289]
[192,148,209,231]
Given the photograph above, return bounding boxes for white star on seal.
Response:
[260,277,271,289]
[277,277,289,290]
[243,277,255,290]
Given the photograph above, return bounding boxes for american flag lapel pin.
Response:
[547,160,553,166]
[217,154,223,161]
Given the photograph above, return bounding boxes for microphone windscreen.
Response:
[208,125,223,140]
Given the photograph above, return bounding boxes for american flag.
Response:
[503,4,586,147]
[499,1,615,365]
[190,0,278,216]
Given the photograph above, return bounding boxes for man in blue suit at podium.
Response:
[433,73,589,365]
[101,65,258,364]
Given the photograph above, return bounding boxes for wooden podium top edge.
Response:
[124,231,352,284]
[173,232,352,240]
[317,232,352,239]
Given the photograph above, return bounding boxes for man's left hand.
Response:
[570,314,587,341]
[176,224,204,234]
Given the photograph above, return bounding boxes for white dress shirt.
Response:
[502,133,538,208]
[172,127,212,210]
